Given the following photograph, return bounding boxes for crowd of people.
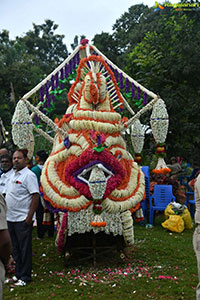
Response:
[0,147,53,299]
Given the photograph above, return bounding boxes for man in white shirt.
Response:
[0,154,14,196]
[5,149,39,286]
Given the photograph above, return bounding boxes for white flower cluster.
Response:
[67,205,123,236]
[150,99,169,144]
[12,100,34,159]
[131,119,145,154]
[65,206,135,245]
[155,157,169,171]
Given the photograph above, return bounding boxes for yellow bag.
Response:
[164,204,175,219]
[162,214,185,233]
[181,208,193,229]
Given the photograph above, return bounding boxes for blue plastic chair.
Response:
[149,184,175,225]
[141,166,151,222]
[186,191,195,218]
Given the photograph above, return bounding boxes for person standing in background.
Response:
[0,193,12,299]
[0,148,9,177]
[5,149,39,286]
[0,154,14,196]
[32,150,54,239]
[167,156,182,179]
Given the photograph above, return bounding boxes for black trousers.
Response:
[8,221,33,282]
[36,199,45,238]
[36,199,54,238]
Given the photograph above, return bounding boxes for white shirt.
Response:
[0,168,15,194]
[5,167,39,222]
[195,174,200,224]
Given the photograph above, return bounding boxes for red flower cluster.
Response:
[65,148,125,200]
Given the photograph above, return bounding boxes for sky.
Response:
[0,0,162,50]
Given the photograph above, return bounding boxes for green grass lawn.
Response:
[3,214,197,300]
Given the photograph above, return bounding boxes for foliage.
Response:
[124,9,200,165]
[16,19,68,72]
[3,218,197,299]
[33,128,53,155]
[0,20,68,132]
[150,172,180,195]
[92,32,120,65]
[92,4,200,165]
[112,4,151,52]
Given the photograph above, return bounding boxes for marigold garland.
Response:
[153,167,171,175]
[90,221,107,227]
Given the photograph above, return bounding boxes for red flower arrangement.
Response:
[57,212,68,252]
[65,148,126,200]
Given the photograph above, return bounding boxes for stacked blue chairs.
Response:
[149,184,175,225]
[141,166,151,222]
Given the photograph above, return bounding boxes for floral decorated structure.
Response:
[11,40,169,256]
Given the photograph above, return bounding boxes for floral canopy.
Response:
[11,39,169,248]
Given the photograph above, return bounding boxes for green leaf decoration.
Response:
[124,92,132,100]
[93,145,105,153]
[50,102,55,109]
[59,79,68,84]
[49,90,57,95]
[135,99,143,106]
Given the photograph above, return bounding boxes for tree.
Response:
[112,4,150,52]
[92,32,120,65]
[125,9,200,165]
[16,19,68,75]
[0,20,69,131]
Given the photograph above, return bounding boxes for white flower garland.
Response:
[131,119,145,154]
[109,162,143,199]
[120,210,134,245]
[150,98,169,144]
[69,119,123,134]
[12,100,34,159]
